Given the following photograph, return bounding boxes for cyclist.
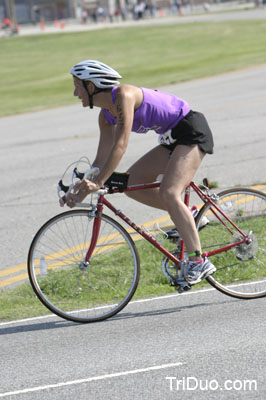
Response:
[66,59,216,286]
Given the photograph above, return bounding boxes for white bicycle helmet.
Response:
[70,60,122,89]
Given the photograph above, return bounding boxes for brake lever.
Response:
[58,166,100,207]
[57,180,74,206]
[73,167,84,180]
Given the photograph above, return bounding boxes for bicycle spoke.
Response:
[196,188,266,298]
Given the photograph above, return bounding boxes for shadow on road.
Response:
[0,320,77,336]
[111,298,235,321]
[0,298,235,335]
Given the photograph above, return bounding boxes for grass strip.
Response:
[1,19,266,116]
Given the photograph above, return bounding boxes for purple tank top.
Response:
[103,86,190,134]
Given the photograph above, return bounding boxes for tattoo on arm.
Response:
[116,93,124,130]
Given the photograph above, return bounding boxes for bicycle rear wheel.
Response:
[195,188,266,299]
[28,210,140,322]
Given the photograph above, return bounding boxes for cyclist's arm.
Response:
[65,89,134,206]
[92,109,116,170]
[93,87,134,187]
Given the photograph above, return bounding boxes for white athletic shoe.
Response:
[185,258,216,285]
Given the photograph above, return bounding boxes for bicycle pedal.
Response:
[174,280,191,293]
[177,284,191,294]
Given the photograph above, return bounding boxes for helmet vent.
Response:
[70,60,122,88]
[89,72,103,75]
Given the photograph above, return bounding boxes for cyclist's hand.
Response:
[65,179,100,208]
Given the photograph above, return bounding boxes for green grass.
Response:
[0,281,48,322]
[1,19,266,116]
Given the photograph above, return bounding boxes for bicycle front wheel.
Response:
[196,188,266,299]
[28,210,140,322]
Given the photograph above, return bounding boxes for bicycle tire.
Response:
[28,210,140,323]
[195,188,266,299]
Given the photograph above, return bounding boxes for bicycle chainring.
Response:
[161,249,185,283]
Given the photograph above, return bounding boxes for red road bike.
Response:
[28,163,266,323]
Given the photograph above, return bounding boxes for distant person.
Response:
[65,59,216,287]
[134,0,146,19]
[82,9,88,24]
[115,0,127,20]
[3,17,11,29]
[97,7,106,22]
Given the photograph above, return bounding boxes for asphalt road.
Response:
[0,288,265,399]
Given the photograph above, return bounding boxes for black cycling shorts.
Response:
[160,110,214,154]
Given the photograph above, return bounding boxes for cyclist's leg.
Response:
[126,143,203,254]
[159,144,204,259]
[160,144,216,284]
[125,145,170,209]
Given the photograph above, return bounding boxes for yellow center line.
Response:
[0,273,29,288]
[0,263,27,277]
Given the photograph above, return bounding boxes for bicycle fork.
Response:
[81,198,104,267]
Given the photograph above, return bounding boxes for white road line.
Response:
[0,287,216,327]
[0,362,183,398]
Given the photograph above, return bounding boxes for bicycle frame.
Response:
[85,181,249,265]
